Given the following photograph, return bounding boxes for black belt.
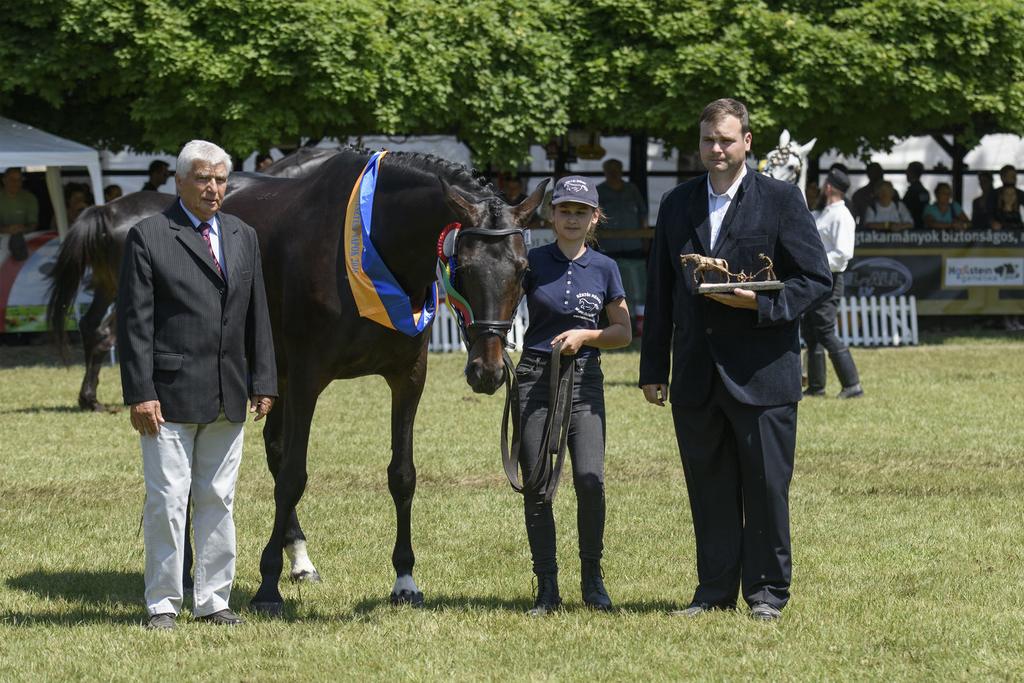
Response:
[500,342,576,504]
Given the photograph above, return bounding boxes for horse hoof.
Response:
[249,600,285,617]
[290,570,322,584]
[390,590,424,608]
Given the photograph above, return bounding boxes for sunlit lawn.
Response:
[1,338,1022,680]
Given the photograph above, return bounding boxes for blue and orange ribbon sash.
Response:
[344,151,438,336]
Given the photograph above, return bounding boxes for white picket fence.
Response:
[837,295,918,346]
[428,301,529,353]
[102,293,915,359]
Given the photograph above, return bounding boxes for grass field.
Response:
[1,338,1023,681]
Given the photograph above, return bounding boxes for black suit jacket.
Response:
[640,171,831,407]
[117,200,277,423]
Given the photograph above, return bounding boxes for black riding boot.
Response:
[581,561,613,611]
[804,347,827,396]
[831,349,864,398]
[529,572,562,616]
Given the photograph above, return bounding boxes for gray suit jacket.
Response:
[117,200,277,423]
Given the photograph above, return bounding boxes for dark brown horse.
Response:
[47,191,175,409]
[47,150,340,410]
[52,147,545,612]
[221,150,545,614]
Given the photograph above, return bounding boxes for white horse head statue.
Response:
[761,129,817,196]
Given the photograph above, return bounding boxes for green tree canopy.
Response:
[0,0,573,167]
[2,0,1023,166]
[576,0,1024,156]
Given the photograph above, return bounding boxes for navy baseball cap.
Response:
[551,175,599,208]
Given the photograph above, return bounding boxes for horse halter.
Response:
[437,222,527,345]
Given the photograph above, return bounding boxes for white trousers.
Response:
[141,413,244,617]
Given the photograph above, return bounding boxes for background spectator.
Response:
[65,184,93,224]
[991,185,1023,230]
[142,160,171,191]
[852,162,884,224]
[104,184,123,202]
[990,165,1024,212]
[924,182,970,229]
[596,158,647,258]
[903,161,931,229]
[0,167,39,261]
[500,174,527,204]
[255,153,274,172]
[824,162,856,214]
[862,181,913,231]
[971,172,994,230]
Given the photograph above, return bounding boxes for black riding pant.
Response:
[515,351,606,575]
[801,273,846,355]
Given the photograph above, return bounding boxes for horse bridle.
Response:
[437,222,571,501]
[437,223,527,347]
[764,144,802,181]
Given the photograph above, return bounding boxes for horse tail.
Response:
[47,206,114,361]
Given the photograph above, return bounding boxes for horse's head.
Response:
[762,129,817,186]
[441,178,549,395]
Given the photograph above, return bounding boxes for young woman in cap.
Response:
[515,175,632,615]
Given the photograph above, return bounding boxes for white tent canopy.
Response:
[0,116,104,237]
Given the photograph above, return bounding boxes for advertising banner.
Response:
[845,229,1024,315]
[1,231,93,333]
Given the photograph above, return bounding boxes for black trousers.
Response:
[801,274,846,355]
[516,351,606,575]
[671,372,797,609]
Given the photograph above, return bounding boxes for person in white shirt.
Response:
[862,181,914,231]
[803,169,863,398]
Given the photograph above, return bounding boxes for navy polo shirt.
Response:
[523,243,626,357]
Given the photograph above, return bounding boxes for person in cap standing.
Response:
[514,175,632,615]
[803,168,863,399]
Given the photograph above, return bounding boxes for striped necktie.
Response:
[197,222,223,278]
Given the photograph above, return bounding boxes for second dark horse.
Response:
[224,150,544,613]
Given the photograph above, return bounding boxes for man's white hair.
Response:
[176,140,233,177]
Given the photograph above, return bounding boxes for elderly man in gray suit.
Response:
[117,140,277,630]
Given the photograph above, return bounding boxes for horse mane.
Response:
[339,147,495,197]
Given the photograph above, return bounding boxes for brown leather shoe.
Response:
[196,609,244,625]
[146,613,176,630]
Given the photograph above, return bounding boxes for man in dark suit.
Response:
[117,140,277,630]
[639,99,831,621]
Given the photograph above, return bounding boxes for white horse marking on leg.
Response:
[392,574,419,595]
[285,539,320,581]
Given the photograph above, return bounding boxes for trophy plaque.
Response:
[680,253,784,294]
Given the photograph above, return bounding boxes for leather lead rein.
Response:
[500,341,576,503]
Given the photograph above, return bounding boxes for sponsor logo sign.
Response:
[944,257,1024,287]
[846,257,913,297]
